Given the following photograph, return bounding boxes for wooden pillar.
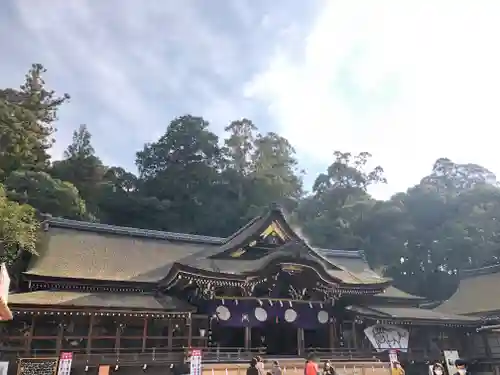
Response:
[115,323,121,353]
[141,317,148,353]
[297,328,305,356]
[56,322,64,355]
[187,314,193,348]
[86,315,94,354]
[244,326,251,351]
[352,321,358,349]
[25,315,35,355]
[482,332,492,358]
[167,318,173,351]
[328,320,335,352]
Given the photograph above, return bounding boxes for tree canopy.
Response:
[1,64,499,300]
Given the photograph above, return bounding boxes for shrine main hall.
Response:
[3,204,500,374]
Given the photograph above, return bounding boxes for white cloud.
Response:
[6,0,277,164]
[246,0,500,198]
[4,0,320,171]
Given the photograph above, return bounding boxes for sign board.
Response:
[56,352,73,375]
[17,358,58,375]
[190,349,202,375]
[443,350,460,375]
[364,325,409,352]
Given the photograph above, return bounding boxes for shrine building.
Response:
[0,204,488,374]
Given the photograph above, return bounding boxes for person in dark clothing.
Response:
[247,357,260,375]
[323,361,337,375]
[453,359,469,375]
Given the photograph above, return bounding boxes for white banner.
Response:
[364,325,409,352]
[0,362,8,375]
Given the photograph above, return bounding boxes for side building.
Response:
[435,264,500,367]
[2,205,479,372]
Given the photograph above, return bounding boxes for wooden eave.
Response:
[24,274,157,291]
[162,250,391,294]
[347,305,480,327]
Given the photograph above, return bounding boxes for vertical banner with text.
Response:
[190,349,202,375]
[56,352,73,375]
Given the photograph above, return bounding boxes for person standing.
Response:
[271,361,282,375]
[305,355,319,375]
[431,362,445,375]
[255,356,265,375]
[247,358,260,375]
[391,361,405,375]
[453,359,469,375]
[323,361,337,375]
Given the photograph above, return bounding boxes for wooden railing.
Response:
[306,348,381,362]
[0,345,477,366]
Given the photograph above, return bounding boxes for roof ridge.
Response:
[461,263,500,279]
[46,217,225,244]
[223,214,263,242]
[314,248,365,259]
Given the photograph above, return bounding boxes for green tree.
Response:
[0,184,39,265]
[136,115,224,234]
[421,157,497,193]
[222,120,303,222]
[0,64,69,179]
[5,170,88,220]
[298,151,386,249]
[51,124,105,214]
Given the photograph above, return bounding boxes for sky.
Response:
[1,0,500,200]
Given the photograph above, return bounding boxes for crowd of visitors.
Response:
[246,356,469,375]
[246,355,336,375]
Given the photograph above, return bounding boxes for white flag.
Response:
[364,325,409,352]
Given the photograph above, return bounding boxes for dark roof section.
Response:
[212,205,302,256]
[166,240,388,286]
[9,291,195,312]
[435,264,500,316]
[316,249,423,300]
[347,305,479,326]
[162,206,391,287]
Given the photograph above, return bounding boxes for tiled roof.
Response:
[26,226,210,282]
[316,249,423,300]
[173,240,389,286]
[47,217,224,244]
[435,265,500,316]
[27,208,392,288]
[347,305,479,325]
[9,291,194,311]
